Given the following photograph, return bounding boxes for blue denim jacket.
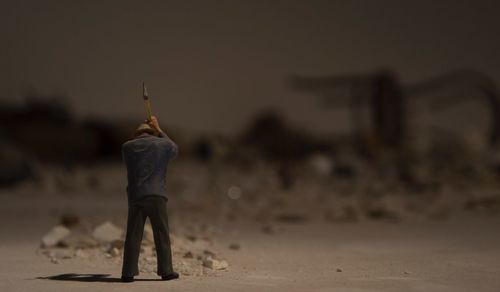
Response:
[122,132,178,204]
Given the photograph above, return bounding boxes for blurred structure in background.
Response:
[291,69,500,191]
[291,69,500,152]
[2,69,500,220]
[0,92,136,186]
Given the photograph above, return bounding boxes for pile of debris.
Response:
[166,148,500,229]
[37,215,229,276]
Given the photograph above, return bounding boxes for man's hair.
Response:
[133,123,157,138]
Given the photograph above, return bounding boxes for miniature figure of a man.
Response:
[121,116,179,282]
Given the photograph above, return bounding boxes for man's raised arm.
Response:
[148,116,178,158]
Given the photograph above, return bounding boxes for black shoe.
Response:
[161,272,179,281]
[121,276,134,282]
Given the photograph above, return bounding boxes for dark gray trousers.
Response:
[121,196,174,277]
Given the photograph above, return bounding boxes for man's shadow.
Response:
[37,273,162,283]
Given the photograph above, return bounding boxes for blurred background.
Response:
[2,0,500,287]
[2,0,500,219]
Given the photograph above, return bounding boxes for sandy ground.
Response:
[1,191,500,292]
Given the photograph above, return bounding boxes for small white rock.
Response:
[108,247,120,257]
[41,225,70,248]
[75,249,89,259]
[92,221,123,243]
[203,257,229,270]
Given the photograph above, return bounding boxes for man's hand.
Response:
[147,116,163,133]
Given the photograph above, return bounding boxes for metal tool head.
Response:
[142,82,153,121]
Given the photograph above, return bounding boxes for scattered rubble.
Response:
[41,226,70,248]
[203,257,229,270]
[38,218,229,277]
[107,247,121,257]
[27,104,500,279]
[73,237,99,249]
[75,249,89,259]
[92,221,123,243]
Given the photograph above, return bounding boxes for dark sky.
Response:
[2,0,500,134]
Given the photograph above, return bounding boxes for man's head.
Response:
[133,123,157,138]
